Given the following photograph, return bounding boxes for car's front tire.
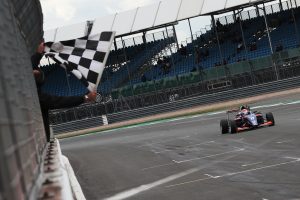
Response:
[266,112,275,126]
[220,119,229,134]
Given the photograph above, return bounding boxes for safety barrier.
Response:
[106,76,300,123]
[52,116,104,134]
[52,76,300,134]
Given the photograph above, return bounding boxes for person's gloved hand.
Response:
[44,53,55,58]
[84,92,97,103]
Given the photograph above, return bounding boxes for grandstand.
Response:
[113,2,300,97]
[44,0,300,130]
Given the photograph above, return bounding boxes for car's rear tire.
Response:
[220,119,229,134]
[266,112,275,126]
[230,120,237,134]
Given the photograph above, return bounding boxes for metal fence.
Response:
[0,0,45,199]
[50,53,300,123]
[107,75,300,124]
[50,58,300,134]
[51,74,300,134]
[217,0,298,25]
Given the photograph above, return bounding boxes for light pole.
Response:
[257,5,279,80]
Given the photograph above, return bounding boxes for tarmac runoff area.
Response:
[60,90,300,200]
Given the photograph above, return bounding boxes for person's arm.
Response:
[31,52,43,70]
[39,92,96,110]
[31,42,45,69]
[39,93,84,110]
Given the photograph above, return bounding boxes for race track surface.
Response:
[61,101,300,200]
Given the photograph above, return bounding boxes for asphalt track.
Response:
[61,96,300,200]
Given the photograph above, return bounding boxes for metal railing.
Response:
[50,57,300,134]
[107,76,300,124]
[51,74,300,134]
[50,55,300,115]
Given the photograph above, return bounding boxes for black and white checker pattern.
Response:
[44,31,115,92]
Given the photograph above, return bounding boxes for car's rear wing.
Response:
[226,105,250,114]
[225,109,239,121]
[226,109,239,114]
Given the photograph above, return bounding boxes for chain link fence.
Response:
[49,53,300,127]
[0,0,45,199]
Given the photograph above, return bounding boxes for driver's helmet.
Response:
[240,105,247,110]
[241,109,248,115]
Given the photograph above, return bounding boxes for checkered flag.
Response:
[44,31,115,92]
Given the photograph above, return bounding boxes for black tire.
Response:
[220,119,229,134]
[230,120,237,134]
[266,112,275,126]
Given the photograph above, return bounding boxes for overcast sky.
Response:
[40,0,211,43]
[40,0,164,30]
[39,0,282,44]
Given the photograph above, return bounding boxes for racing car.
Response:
[220,105,275,134]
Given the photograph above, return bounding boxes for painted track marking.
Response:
[242,162,263,167]
[104,168,199,200]
[276,140,293,144]
[204,174,220,179]
[166,157,300,188]
[138,136,190,148]
[142,148,245,170]
[141,162,177,171]
[173,148,245,164]
[152,141,215,154]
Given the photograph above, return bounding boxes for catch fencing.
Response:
[0,0,45,199]
[51,75,300,134]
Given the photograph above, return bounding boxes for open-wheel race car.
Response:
[220,105,275,134]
